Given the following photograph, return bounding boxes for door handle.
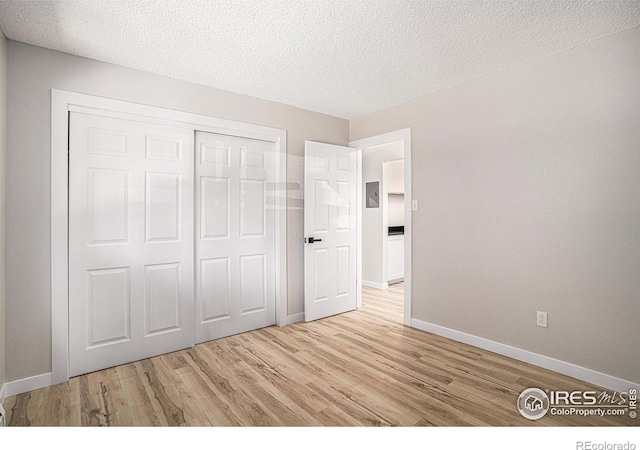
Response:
[305,237,323,243]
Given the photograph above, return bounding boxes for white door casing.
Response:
[304,141,357,322]
[195,132,276,342]
[68,112,195,377]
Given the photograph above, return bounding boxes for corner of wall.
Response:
[0,30,8,391]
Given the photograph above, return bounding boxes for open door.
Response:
[304,141,357,322]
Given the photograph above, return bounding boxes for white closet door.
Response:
[195,132,276,343]
[68,112,194,377]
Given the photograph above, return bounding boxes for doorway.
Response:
[349,129,412,326]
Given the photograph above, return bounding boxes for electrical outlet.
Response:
[537,311,548,328]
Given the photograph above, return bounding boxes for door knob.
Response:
[305,237,323,243]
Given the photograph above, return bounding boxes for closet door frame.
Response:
[51,89,288,385]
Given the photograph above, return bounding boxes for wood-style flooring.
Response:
[3,283,636,426]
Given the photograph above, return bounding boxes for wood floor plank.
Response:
[152,355,210,426]
[197,395,241,426]
[79,373,106,426]
[24,387,52,426]
[306,376,392,426]
[137,359,185,426]
[7,392,31,426]
[4,283,636,427]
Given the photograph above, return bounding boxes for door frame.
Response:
[51,89,288,384]
[349,128,412,326]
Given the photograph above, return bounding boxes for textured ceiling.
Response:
[1,1,639,119]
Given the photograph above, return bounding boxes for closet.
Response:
[68,111,276,377]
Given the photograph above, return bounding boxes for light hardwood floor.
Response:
[3,283,636,426]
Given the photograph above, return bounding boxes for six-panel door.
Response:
[195,132,276,343]
[304,141,357,322]
[68,113,195,377]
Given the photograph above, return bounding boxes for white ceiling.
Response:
[1,1,639,119]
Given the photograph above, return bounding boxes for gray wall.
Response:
[351,27,640,384]
[0,31,7,389]
[5,41,348,382]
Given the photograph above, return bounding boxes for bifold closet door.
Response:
[68,112,195,377]
[195,132,276,343]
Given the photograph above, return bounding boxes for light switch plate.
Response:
[412,199,419,211]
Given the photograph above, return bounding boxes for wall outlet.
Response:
[537,311,548,328]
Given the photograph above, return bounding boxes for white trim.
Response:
[362,280,389,290]
[0,383,6,404]
[356,149,363,308]
[5,373,53,397]
[275,132,288,328]
[411,319,640,393]
[279,313,304,326]
[381,161,388,287]
[349,128,412,326]
[52,89,288,385]
[51,89,70,386]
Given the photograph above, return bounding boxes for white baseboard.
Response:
[7,323,637,398]
[411,319,640,393]
[5,373,52,397]
[280,312,304,326]
[362,280,389,290]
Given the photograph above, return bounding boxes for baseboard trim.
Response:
[362,280,389,290]
[7,324,637,397]
[411,319,639,393]
[280,312,304,326]
[5,373,52,397]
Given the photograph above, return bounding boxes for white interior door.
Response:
[304,141,357,322]
[69,112,194,377]
[195,132,276,342]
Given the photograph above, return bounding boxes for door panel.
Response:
[304,141,357,322]
[87,168,129,244]
[69,112,194,377]
[195,132,276,343]
[145,172,182,242]
[85,267,130,347]
[144,262,182,336]
[200,257,231,322]
[200,177,230,239]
